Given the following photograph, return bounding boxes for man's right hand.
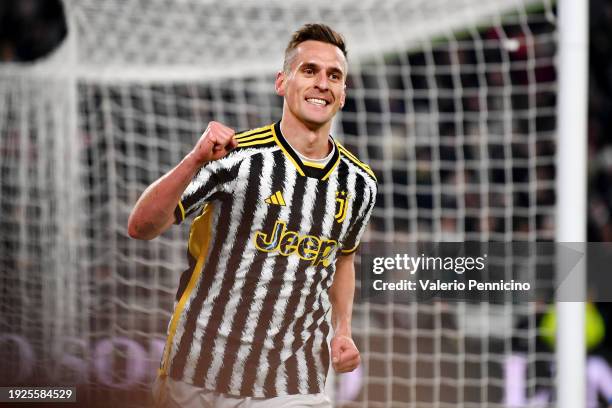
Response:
[127,121,237,240]
[191,121,237,166]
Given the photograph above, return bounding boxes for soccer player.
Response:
[128,23,377,408]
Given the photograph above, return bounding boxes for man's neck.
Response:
[280,114,332,160]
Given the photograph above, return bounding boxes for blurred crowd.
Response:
[342,19,558,241]
[589,0,612,241]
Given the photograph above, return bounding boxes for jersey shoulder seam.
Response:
[337,144,377,181]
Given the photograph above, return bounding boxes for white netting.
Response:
[0,0,559,406]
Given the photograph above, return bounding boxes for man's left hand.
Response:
[330,335,360,373]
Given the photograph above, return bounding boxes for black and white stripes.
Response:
[163,122,377,398]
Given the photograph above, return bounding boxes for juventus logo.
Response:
[335,191,349,223]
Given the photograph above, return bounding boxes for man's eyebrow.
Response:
[301,62,345,76]
[301,62,319,70]
[327,67,344,77]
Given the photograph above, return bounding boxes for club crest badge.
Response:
[335,191,350,223]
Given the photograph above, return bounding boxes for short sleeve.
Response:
[340,181,377,254]
[174,155,241,224]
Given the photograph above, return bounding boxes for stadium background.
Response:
[0,0,611,407]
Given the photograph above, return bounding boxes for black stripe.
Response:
[239,158,307,396]
[301,164,350,393]
[189,156,260,388]
[320,134,341,178]
[174,250,197,302]
[341,162,369,249]
[234,139,277,150]
[209,153,269,393]
[319,320,331,390]
[169,198,233,380]
[173,204,184,224]
[264,175,331,394]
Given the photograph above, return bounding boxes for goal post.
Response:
[0,0,587,407]
[556,0,588,407]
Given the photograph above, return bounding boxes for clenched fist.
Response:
[331,335,360,373]
[191,121,238,166]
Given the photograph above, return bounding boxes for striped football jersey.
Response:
[159,121,377,398]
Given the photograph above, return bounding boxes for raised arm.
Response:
[127,121,237,240]
[329,252,361,373]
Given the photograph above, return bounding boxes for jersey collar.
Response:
[272,121,340,180]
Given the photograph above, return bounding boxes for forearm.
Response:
[330,254,356,337]
[127,152,202,240]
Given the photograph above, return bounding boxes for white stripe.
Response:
[295,348,308,393]
[195,155,255,388]
[300,169,341,391]
[203,152,273,394]
[254,176,317,394]
[246,160,299,396]
[272,176,319,394]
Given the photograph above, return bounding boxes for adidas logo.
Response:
[265,191,286,206]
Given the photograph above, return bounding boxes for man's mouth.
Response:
[306,98,329,106]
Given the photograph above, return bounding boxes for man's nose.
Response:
[314,71,329,90]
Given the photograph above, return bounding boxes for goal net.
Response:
[0,0,559,406]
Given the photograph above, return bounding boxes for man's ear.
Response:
[275,71,285,96]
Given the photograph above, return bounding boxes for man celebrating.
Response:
[128,23,377,408]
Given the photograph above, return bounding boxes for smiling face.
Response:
[275,40,347,131]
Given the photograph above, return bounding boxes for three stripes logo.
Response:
[265,191,286,206]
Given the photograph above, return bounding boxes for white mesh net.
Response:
[0,0,559,406]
